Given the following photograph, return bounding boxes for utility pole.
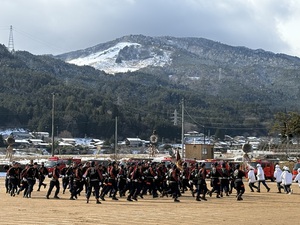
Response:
[172,109,178,125]
[115,116,118,159]
[51,93,55,156]
[8,25,14,53]
[181,99,184,158]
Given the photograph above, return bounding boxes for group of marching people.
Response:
[4,161,48,198]
[247,163,300,195]
[4,159,250,203]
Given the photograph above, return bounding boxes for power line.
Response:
[13,27,67,53]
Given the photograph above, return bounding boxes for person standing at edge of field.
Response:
[281,166,293,194]
[233,164,245,201]
[5,144,14,162]
[273,164,284,193]
[256,164,270,193]
[46,163,61,199]
[247,166,258,192]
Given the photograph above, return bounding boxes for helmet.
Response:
[256,164,261,167]
[275,165,280,168]
[297,168,300,173]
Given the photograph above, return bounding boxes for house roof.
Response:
[126,138,142,142]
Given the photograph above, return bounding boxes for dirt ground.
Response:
[0,178,298,225]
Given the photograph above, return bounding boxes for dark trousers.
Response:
[9,178,18,195]
[62,177,69,193]
[276,182,284,192]
[249,182,258,192]
[210,178,221,195]
[283,184,292,193]
[220,178,230,194]
[235,180,245,198]
[169,181,180,199]
[38,175,46,190]
[102,179,117,197]
[86,180,100,199]
[128,181,142,199]
[26,178,36,197]
[196,180,208,197]
[47,179,60,197]
[258,180,269,191]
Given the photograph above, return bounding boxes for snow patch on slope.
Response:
[67,42,172,74]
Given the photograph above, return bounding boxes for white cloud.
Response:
[0,0,299,57]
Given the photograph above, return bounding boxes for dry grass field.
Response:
[0,177,299,225]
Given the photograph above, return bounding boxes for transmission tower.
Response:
[8,25,15,52]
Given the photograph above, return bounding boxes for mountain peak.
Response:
[60,39,172,74]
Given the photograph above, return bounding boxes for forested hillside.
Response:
[1,34,300,142]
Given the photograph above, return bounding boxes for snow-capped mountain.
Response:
[63,41,172,74]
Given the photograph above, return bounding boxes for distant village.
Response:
[0,129,299,162]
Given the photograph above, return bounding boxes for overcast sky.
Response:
[0,0,299,57]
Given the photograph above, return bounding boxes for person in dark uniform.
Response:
[37,162,48,191]
[220,162,230,197]
[25,162,39,198]
[3,164,11,193]
[100,161,119,201]
[81,161,90,195]
[17,164,29,197]
[167,164,181,202]
[228,162,235,194]
[46,163,61,199]
[70,163,84,200]
[127,162,144,201]
[61,163,72,194]
[67,162,76,199]
[208,162,221,198]
[144,162,159,198]
[181,162,193,196]
[84,161,102,204]
[195,162,208,201]
[7,162,20,197]
[233,164,245,201]
[117,164,127,197]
